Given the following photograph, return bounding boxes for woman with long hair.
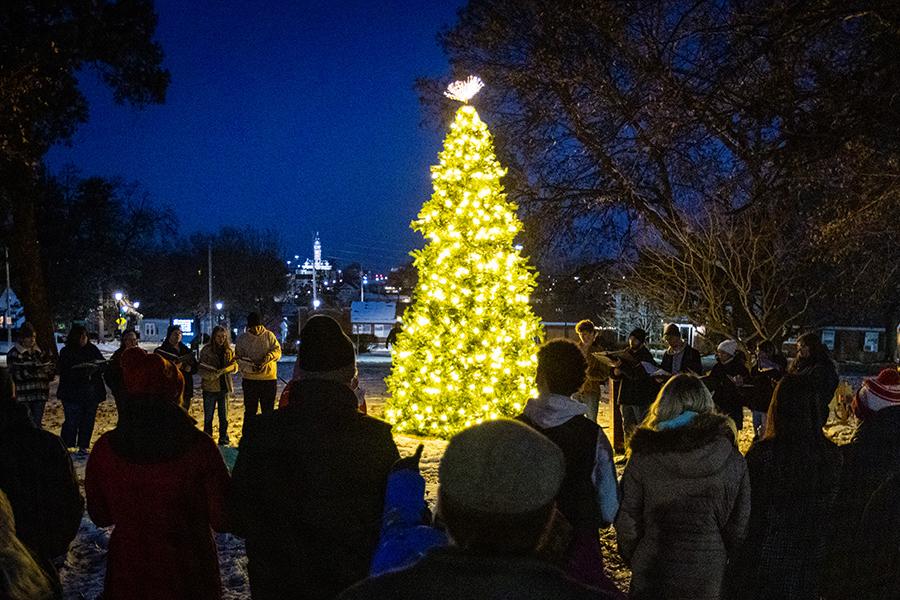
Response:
[56,324,106,452]
[727,374,842,599]
[616,374,750,600]
[198,325,238,445]
[789,332,839,426]
[0,488,55,600]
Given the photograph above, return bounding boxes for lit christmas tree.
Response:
[386,77,543,437]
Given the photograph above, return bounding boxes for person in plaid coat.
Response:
[6,323,55,428]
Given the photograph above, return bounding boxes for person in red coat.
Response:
[85,347,230,600]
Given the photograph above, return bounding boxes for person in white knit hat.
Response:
[706,339,749,430]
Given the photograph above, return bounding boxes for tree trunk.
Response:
[6,168,57,358]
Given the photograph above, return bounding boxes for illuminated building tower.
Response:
[386,77,543,437]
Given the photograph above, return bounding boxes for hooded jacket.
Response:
[84,400,230,600]
[518,393,619,528]
[615,412,750,600]
[234,325,282,381]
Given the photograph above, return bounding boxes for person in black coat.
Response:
[0,368,84,596]
[57,324,107,451]
[154,325,197,412]
[659,323,703,376]
[705,339,750,430]
[228,315,400,600]
[727,374,842,599]
[788,332,838,427]
[610,328,658,438]
[822,369,900,600]
[105,329,138,411]
[744,339,787,439]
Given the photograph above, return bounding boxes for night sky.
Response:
[45,0,465,271]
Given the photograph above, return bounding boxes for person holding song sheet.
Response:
[6,322,55,428]
[199,326,238,445]
[660,323,702,377]
[57,324,107,452]
[609,328,658,439]
[706,340,750,431]
[154,325,197,412]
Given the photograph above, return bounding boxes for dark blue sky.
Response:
[46,0,465,270]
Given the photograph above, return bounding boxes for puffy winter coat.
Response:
[615,412,750,600]
[234,326,281,380]
[84,401,230,600]
[0,401,83,591]
[228,378,399,600]
[727,437,842,599]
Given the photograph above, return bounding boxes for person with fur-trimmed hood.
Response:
[822,368,900,600]
[229,314,399,600]
[615,374,750,600]
[517,339,621,593]
[85,348,230,600]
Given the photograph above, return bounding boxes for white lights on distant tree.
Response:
[444,75,484,103]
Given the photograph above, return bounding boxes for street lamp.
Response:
[133,301,141,309]
[114,291,123,302]
[313,299,321,309]
[215,301,223,311]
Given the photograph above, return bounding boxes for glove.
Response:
[392,444,424,473]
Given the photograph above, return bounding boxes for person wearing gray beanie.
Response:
[339,420,621,600]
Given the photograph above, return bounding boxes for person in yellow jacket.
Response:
[199,326,239,445]
[235,312,282,435]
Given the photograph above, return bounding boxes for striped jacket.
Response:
[7,344,54,404]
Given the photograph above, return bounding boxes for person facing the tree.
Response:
[234,312,281,434]
[6,322,55,428]
[517,339,620,594]
[610,328,657,439]
[575,319,605,423]
[57,324,106,452]
[340,419,621,600]
[85,347,229,600]
[229,314,398,600]
[788,332,838,427]
[154,324,197,412]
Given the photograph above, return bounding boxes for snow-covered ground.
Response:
[33,355,855,599]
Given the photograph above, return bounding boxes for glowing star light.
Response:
[444,76,484,103]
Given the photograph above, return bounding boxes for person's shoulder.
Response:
[356,413,397,437]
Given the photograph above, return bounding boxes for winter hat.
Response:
[663,323,682,338]
[629,328,648,344]
[717,339,738,357]
[121,347,184,403]
[297,315,356,373]
[439,419,565,515]
[854,368,900,418]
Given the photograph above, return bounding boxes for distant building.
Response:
[0,287,25,332]
[350,301,397,344]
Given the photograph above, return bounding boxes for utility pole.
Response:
[4,247,11,346]
[97,287,105,341]
[208,242,214,338]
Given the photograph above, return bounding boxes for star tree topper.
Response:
[444,75,484,103]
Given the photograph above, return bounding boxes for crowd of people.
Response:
[0,314,898,599]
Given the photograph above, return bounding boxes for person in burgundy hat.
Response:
[823,368,900,599]
[85,347,230,600]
